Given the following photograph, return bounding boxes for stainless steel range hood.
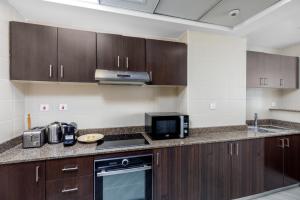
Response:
[95,69,151,85]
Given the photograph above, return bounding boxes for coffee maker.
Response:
[62,122,77,146]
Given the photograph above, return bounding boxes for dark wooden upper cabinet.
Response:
[123,36,146,72]
[264,54,281,88]
[247,51,299,89]
[231,139,265,199]
[146,39,187,86]
[58,28,96,82]
[279,55,299,89]
[247,51,265,88]
[10,22,57,81]
[97,33,145,71]
[0,161,45,200]
[97,33,123,70]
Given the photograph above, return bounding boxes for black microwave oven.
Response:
[145,112,189,140]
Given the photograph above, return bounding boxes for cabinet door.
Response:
[146,39,187,86]
[280,56,299,89]
[180,145,201,200]
[247,51,266,88]
[10,22,57,81]
[283,135,300,186]
[123,36,146,72]
[264,54,281,88]
[231,139,265,199]
[58,28,96,82]
[97,33,123,70]
[264,137,284,191]
[0,161,45,200]
[200,142,231,200]
[153,147,183,200]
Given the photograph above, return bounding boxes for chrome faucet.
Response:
[254,113,258,128]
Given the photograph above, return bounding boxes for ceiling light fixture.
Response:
[228,9,240,17]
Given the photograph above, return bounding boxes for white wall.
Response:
[183,31,247,128]
[0,0,25,143]
[25,83,179,129]
[246,88,282,120]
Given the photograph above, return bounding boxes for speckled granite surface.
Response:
[0,127,300,165]
[0,136,22,154]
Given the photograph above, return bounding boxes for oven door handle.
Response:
[96,165,152,177]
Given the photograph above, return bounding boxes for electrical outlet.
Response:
[40,104,49,112]
[271,102,277,107]
[59,104,68,111]
[210,103,217,110]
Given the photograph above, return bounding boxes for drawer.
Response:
[46,157,93,180]
[46,175,93,200]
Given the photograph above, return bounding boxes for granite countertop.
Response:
[0,127,299,166]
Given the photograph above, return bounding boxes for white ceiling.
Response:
[6,0,300,49]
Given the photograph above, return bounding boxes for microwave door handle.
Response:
[97,165,152,177]
[180,116,184,138]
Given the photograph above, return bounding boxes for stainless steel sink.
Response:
[259,125,289,130]
[248,125,293,134]
[248,127,274,133]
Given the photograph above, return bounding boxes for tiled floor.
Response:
[252,187,300,200]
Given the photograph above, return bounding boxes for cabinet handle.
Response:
[126,57,129,69]
[278,139,285,149]
[229,143,233,156]
[62,187,78,193]
[280,79,284,87]
[117,56,120,68]
[60,65,64,78]
[35,165,40,183]
[264,78,268,86]
[236,143,239,156]
[156,152,160,166]
[150,71,153,82]
[259,78,263,86]
[62,166,79,172]
[285,138,290,148]
[49,65,53,78]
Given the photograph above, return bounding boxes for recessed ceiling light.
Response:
[228,9,240,17]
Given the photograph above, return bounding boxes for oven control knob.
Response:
[121,159,129,166]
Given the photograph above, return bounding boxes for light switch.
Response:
[210,103,216,110]
[40,104,49,112]
[59,104,68,111]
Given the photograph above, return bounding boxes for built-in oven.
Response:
[94,154,153,200]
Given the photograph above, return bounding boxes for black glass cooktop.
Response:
[96,133,149,150]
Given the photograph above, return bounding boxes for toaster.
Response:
[23,127,46,148]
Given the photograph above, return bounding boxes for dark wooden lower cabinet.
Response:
[0,161,45,200]
[46,175,93,200]
[231,139,265,199]
[264,136,284,191]
[153,139,266,200]
[200,142,231,200]
[264,134,300,191]
[153,147,183,200]
[283,135,300,186]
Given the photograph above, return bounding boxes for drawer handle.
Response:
[35,165,40,183]
[62,187,78,193]
[62,166,79,172]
